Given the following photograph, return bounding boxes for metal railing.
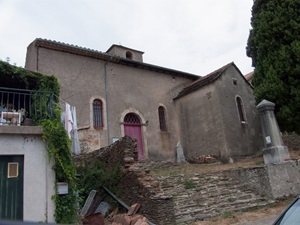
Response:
[0,87,54,126]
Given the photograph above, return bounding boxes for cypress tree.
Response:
[246,0,300,133]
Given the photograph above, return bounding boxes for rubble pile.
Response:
[76,136,175,225]
[106,204,149,225]
[82,202,150,225]
[195,154,219,164]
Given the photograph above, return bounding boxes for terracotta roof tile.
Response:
[30,38,199,80]
[174,62,234,99]
[33,38,111,60]
[244,71,254,81]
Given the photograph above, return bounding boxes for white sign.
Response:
[57,182,69,195]
[112,137,120,143]
[265,136,271,144]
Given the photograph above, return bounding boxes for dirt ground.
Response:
[192,197,293,225]
[150,149,299,177]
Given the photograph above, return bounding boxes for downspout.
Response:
[104,57,113,145]
[36,46,39,71]
[45,149,48,223]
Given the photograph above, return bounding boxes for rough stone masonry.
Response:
[75,136,175,225]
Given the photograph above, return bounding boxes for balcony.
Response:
[0,87,54,126]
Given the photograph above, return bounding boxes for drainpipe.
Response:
[36,46,39,71]
[104,57,113,145]
[45,149,48,223]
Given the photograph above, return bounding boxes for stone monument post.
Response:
[256,100,290,164]
[176,141,186,163]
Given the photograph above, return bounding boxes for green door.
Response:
[0,155,24,221]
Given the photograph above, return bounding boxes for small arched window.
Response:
[158,106,167,131]
[236,97,246,122]
[93,99,103,129]
[126,51,133,59]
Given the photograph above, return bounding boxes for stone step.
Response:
[156,170,272,224]
[174,197,264,212]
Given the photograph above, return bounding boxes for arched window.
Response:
[126,51,133,59]
[236,97,246,122]
[124,113,140,124]
[93,99,103,129]
[158,106,167,131]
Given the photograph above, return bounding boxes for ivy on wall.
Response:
[0,61,59,93]
[42,115,79,224]
[0,61,78,223]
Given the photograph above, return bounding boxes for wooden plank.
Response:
[127,203,141,216]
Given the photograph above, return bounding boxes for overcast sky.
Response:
[0,0,254,76]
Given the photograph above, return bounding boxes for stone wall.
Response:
[230,166,273,198]
[231,161,300,199]
[26,40,194,162]
[75,136,300,224]
[175,64,262,162]
[157,170,272,224]
[267,161,300,198]
[75,136,175,225]
[119,165,174,225]
[75,135,137,169]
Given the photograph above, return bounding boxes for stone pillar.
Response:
[176,141,186,163]
[256,100,290,164]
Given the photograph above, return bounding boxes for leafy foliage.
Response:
[0,60,59,94]
[1,61,78,223]
[51,184,78,224]
[184,179,196,189]
[77,160,121,205]
[0,60,60,124]
[246,0,300,133]
[42,109,79,224]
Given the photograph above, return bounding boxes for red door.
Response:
[124,113,144,160]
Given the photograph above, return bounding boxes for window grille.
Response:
[158,106,167,131]
[124,113,140,124]
[93,99,103,129]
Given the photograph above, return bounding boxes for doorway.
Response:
[124,113,144,160]
[0,155,24,221]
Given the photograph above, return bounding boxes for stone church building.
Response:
[25,38,262,162]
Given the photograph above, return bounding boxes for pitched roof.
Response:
[174,62,235,100]
[30,38,199,80]
[244,71,254,81]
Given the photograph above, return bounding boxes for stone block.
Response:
[262,146,290,164]
[267,161,300,198]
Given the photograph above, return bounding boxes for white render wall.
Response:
[0,127,55,223]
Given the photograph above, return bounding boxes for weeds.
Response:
[184,179,196,189]
[222,210,233,219]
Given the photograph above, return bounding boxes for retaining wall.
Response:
[231,160,300,199]
[76,136,300,224]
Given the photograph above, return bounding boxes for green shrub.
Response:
[184,179,196,189]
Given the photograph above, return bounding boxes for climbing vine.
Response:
[42,115,79,224]
[0,60,59,93]
[1,61,78,223]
